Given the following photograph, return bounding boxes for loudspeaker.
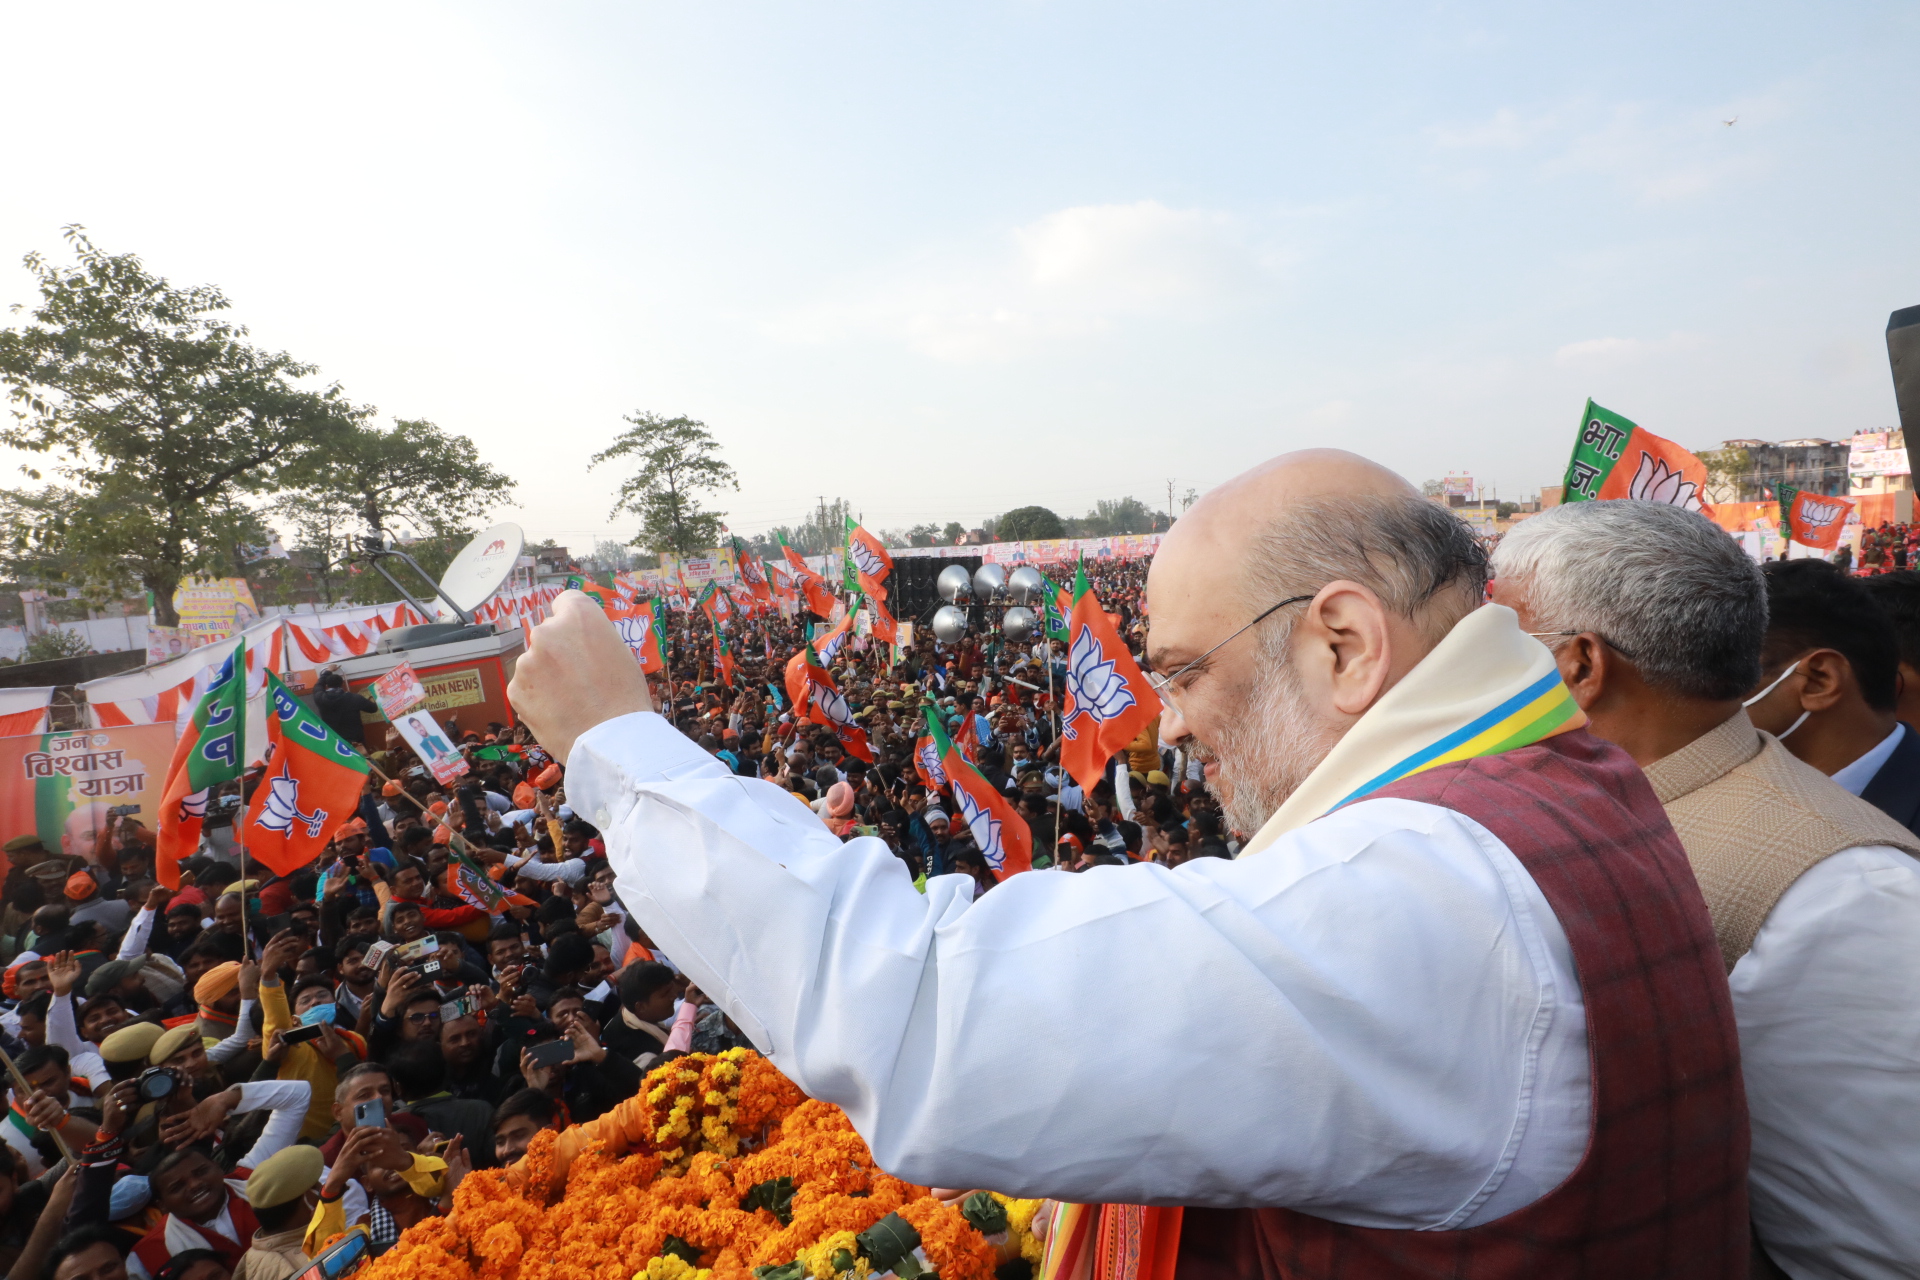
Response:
[891,554,981,623]
[1890,305,1920,439]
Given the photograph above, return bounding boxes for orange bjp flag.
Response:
[1774,482,1855,550]
[1058,556,1161,795]
[784,644,874,762]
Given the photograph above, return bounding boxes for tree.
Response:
[1072,496,1167,537]
[764,498,856,557]
[0,228,366,624]
[273,417,515,604]
[996,506,1065,540]
[591,413,738,556]
[1698,445,1754,506]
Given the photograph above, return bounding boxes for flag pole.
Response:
[362,759,485,863]
[0,1044,71,1163]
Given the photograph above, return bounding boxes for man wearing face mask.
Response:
[1748,560,1920,835]
[1491,500,1920,1279]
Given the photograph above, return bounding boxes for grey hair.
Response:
[1490,500,1765,701]
[1247,493,1490,648]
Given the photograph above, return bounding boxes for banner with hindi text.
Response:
[0,725,176,864]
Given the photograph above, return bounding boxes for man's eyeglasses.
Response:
[405,1010,442,1025]
[1526,631,1641,661]
[1146,593,1318,714]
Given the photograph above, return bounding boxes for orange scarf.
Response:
[1041,1204,1182,1280]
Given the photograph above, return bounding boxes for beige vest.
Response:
[1644,710,1920,972]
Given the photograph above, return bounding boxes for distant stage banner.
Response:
[0,725,177,864]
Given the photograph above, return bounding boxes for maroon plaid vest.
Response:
[1177,729,1749,1279]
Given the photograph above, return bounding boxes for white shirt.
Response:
[124,1078,310,1280]
[569,711,1591,1223]
[1732,843,1920,1279]
[1828,724,1904,797]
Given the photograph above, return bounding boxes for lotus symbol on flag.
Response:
[1063,622,1136,740]
[1799,497,1847,536]
[811,681,856,729]
[177,789,209,823]
[613,616,649,650]
[851,540,886,578]
[1626,450,1703,512]
[917,739,948,788]
[952,784,1006,870]
[256,766,328,839]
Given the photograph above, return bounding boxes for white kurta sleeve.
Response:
[206,1000,255,1064]
[506,854,588,884]
[117,907,157,959]
[1732,845,1920,1280]
[568,711,1587,1227]
[230,1078,312,1172]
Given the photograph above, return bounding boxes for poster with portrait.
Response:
[391,708,468,787]
[0,725,177,865]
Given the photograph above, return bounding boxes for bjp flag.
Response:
[925,706,1031,877]
[244,672,372,877]
[845,516,894,587]
[913,729,950,792]
[865,591,899,645]
[1561,399,1713,518]
[784,644,873,762]
[156,642,248,889]
[813,609,856,663]
[733,537,774,603]
[778,534,839,619]
[1059,556,1161,795]
[1775,482,1855,550]
[711,621,737,688]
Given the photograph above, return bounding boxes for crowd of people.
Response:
[6,504,1920,1279]
[0,551,1243,1280]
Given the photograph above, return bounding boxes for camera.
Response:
[136,1066,179,1103]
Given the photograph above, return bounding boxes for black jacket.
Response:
[1861,722,1920,836]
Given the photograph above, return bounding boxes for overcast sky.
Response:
[2,2,1916,549]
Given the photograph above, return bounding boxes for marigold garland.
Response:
[358,1051,1003,1280]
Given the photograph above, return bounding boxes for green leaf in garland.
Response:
[742,1176,797,1226]
[751,1265,808,1280]
[856,1213,924,1273]
[830,1250,856,1275]
[961,1191,1008,1236]
[661,1236,702,1266]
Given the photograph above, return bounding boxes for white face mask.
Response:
[1744,659,1809,740]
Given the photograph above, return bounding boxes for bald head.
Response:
[1146,450,1488,835]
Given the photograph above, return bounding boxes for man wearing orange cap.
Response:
[64,869,131,939]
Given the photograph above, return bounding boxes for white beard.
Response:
[1192,657,1340,838]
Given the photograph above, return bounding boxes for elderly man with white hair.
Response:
[1491,499,1920,1280]
[509,451,1749,1279]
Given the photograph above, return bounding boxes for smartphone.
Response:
[409,957,447,982]
[393,936,440,964]
[281,1023,325,1046]
[362,940,395,970]
[440,994,478,1022]
[353,1099,386,1128]
[297,1226,370,1280]
[527,1040,575,1069]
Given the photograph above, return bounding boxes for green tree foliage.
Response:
[0,228,363,624]
[764,498,855,557]
[274,417,515,604]
[1070,495,1168,537]
[591,413,738,557]
[995,505,1065,540]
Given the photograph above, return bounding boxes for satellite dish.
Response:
[437,523,524,619]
